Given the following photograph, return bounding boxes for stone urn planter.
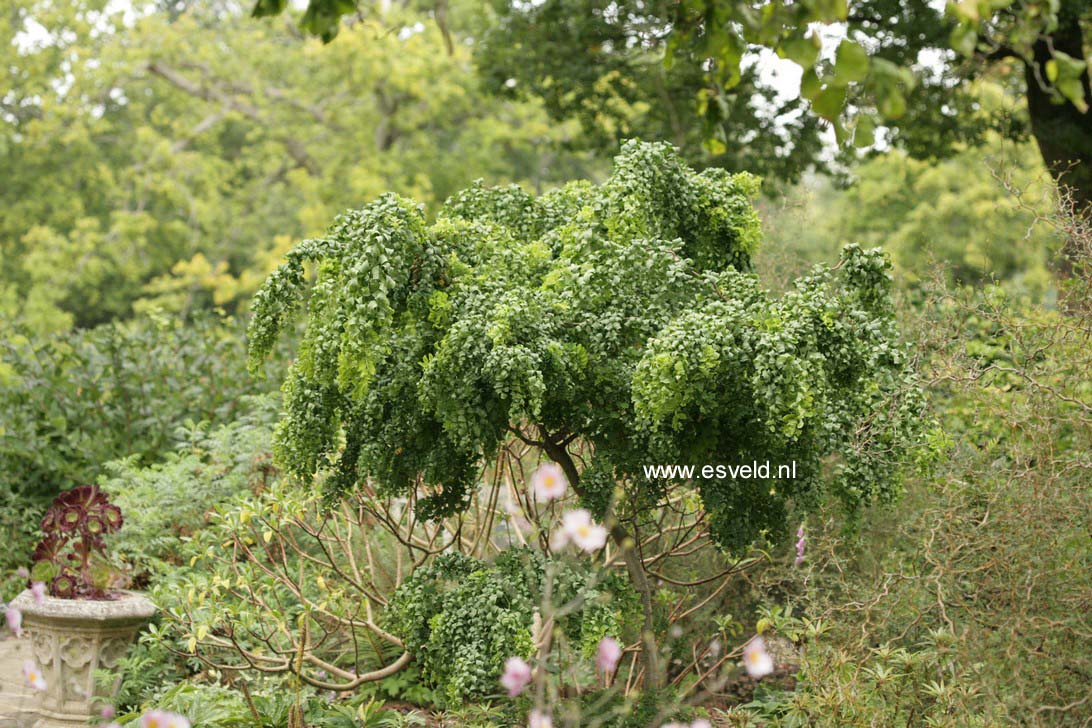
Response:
[9,589,155,728]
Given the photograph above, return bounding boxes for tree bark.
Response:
[537,428,665,690]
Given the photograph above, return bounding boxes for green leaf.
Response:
[854,115,876,148]
[1045,59,1059,83]
[1046,51,1088,111]
[1051,51,1086,80]
[800,68,822,99]
[808,0,849,22]
[251,0,287,18]
[834,40,870,84]
[949,23,977,57]
[877,87,907,119]
[812,85,847,120]
[950,0,980,21]
[299,0,358,42]
[704,137,728,155]
[1056,79,1089,112]
[833,118,849,145]
[780,34,820,71]
[713,28,745,90]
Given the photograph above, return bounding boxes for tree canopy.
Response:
[248,140,925,555]
[254,0,1091,206]
[0,0,597,333]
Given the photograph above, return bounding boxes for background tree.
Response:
[246,140,926,687]
[608,1,1090,203]
[0,0,598,332]
[258,0,1090,209]
[472,0,827,184]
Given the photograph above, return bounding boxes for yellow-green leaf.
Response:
[834,40,870,84]
[854,116,876,147]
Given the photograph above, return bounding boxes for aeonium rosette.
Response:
[28,485,126,599]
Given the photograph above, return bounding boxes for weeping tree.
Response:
[247,140,925,687]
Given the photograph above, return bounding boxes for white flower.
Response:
[23,660,46,691]
[560,509,608,552]
[528,709,553,728]
[140,710,191,728]
[743,635,774,678]
[531,462,568,502]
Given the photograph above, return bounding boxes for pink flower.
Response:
[690,721,712,728]
[5,607,22,638]
[558,509,608,552]
[31,581,47,605]
[500,656,532,697]
[101,705,117,719]
[596,636,622,674]
[528,709,553,728]
[140,711,191,728]
[743,635,774,679]
[15,567,29,579]
[23,660,46,690]
[532,462,568,502]
[794,525,806,566]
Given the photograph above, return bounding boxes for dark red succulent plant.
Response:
[30,485,125,599]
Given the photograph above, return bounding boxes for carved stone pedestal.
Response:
[9,590,155,728]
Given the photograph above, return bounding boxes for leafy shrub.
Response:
[732,228,1092,725]
[0,313,276,570]
[246,140,925,690]
[144,477,411,695]
[127,682,408,728]
[386,548,636,705]
[104,394,280,582]
[726,629,1003,727]
[247,138,923,552]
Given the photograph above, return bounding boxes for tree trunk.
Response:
[1023,14,1091,256]
[537,429,665,690]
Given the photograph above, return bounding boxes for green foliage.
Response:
[475,0,1090,207]
[140,461,436,709]
[250,140,924,554]
[474,0,827,185]
[736,244,1092,724]
[385,548,633,705]
[0,314,261,502]
[757,135,1061,298]
[828,139,1059,294]
[728,629,1003,727]
[127,682,407,728]
[568,686,701,728]
[0,314,270,572]
[0,1,600,332]
[104,632,195,714]
[104,394,281,582]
